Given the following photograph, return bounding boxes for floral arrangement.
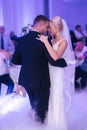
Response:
[20,24,33,36]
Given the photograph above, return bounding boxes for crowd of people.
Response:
[0,15,87,130]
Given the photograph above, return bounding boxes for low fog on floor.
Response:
[0,88,87,130]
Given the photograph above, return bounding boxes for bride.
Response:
[37,16,75,129]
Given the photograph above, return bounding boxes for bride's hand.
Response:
[36,35,48,44]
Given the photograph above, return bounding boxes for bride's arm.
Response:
[37,35,67,61]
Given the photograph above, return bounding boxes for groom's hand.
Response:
[50,58,67,67]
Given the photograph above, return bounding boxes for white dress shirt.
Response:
[75,46,87,67]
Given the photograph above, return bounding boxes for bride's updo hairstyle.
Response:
[51,16,63,31]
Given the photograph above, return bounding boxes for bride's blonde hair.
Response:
[51,16,63,31]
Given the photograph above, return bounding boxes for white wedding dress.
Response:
[46,39,70,130]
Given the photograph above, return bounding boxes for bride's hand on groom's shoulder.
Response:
[36,35,48,44]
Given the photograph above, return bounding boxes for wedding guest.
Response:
[74,25,85,44]
[0,26,14,54]
[74,41,87,89]
[0,49,14,95]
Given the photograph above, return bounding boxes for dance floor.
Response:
[0,88,87,130]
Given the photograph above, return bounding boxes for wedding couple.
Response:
[12,15,75,129]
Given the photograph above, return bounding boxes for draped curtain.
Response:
[0,0,44,36]
[0,0,87,35]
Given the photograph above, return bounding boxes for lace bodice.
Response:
[52,39,66,49]
[53,39,75,66]
[52,39,67,59]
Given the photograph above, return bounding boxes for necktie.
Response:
[1,35,4,49]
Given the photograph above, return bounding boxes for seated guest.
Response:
[0,49,14,95]
[74,41,87,89]
[74,25,85,44]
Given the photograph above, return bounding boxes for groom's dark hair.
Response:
[33,15,49,25]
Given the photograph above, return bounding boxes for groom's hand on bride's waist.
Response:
[50,58,67,67]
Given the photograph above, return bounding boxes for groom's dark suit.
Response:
[12,31,67,122]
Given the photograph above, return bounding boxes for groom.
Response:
[12,15,67,123]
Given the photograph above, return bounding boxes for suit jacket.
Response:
[12,31,67,90]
